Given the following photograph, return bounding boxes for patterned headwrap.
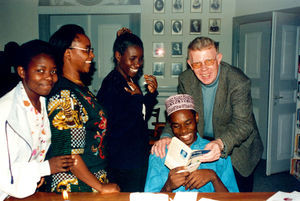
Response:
[165,94,195,116]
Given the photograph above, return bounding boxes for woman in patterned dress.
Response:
[44,24,119,193]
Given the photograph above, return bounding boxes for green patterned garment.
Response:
[45,77,108,192]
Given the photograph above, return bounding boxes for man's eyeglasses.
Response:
[69,46,94,54]
[190,58,216,69]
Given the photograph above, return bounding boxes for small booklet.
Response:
[164,137,210,173]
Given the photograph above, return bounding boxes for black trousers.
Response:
[108,165,148,192]
[233,167,255,192]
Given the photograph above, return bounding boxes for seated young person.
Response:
[144,94,239,192]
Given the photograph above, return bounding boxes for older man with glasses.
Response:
[151,36,263,192]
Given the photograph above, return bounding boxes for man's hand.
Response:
[161,166,190,192]
[199,139,223,162]
[184,169,215,190]
[144,74,158,93]
[151,137,172,158]
[99,183,120,194]
[49,155,76,174]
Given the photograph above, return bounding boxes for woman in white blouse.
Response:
[0,39,75,200]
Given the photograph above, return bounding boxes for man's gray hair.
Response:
[187,37,218,59]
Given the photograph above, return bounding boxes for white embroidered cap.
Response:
[165,94,195,116]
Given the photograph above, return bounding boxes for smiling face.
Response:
[18,53,58,99]
[69,34,95,74]
[116,45,144,79]
[187,46,222,85]
[169,109,199,147]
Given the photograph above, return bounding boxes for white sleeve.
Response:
[0,125,50,198]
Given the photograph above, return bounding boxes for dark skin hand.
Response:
[70,155,120,193]
[124,75,158,95]
[161,166,190,192]
[37,155,75,189]
[161,167,228,192]
[49,155,75,174]
[144,74,158,93]
[184,169,228,192]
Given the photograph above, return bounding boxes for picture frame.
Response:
[208,18,221,34]
[153,0,165,13]
[291,159,300,178]
[297,81,300,100]
[209,0,222,13]
[171,62,183,77]
[295,134,300,157]
[153,19,164,35]
[190,19,201,34]
[190,0,202,13]
[153,42,165,57]
[215,41,220,51]
[171,19,183,35]
[297,108,300,129]
[172,0,183,13]
[171,42,183,57]
[153,62,165,77]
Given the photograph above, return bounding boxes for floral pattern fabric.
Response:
[45,77,108,192]
[20,83,50,163]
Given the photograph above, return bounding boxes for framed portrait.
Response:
[172,0,183,13]
[153,62,165,77]
[171,42,183,57]
[295,134,300,157]
[171,19,183,35]
[153,0,165,13]
[291,159,300,178]
[208,18,221,34]
[190,19,201,34]
[190,0,202,13]
[297,108,300,129]
[209,0,222,13]
[215,41,220,50]
[171,62,183,77]
[153,19,164,35]
[153,42,165,57]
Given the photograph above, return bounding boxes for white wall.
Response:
[0,0,39,50]
[235,0,300,16]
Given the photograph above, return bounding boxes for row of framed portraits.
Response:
[153,41,219,58]
[153,62,184,77]
[154,18,221,35]
[154,0,222,14]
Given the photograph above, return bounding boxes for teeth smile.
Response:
[181,133,192,139]
[85,61,92,64]
[130,68,138,72]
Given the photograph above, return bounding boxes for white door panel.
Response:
[267,12,300,175]
[239,21,271,160]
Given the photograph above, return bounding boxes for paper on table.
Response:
[171,192,198,201]
[130,192,169,201]
[266,191,300,201]
[198,198,218,201]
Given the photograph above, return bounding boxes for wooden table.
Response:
[6,192,275,201]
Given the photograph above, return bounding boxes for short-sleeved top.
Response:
[45,77,108,192]
[144,133,239,192]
